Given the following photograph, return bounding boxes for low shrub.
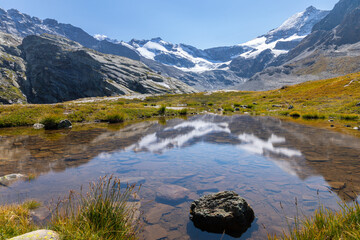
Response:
[178,108,188,115]
[339,114,359,121]
[302,113,326,120]
[40,115,62,129]
[104,112,125,123]
[289,111,301,118]
[158,105,166,115]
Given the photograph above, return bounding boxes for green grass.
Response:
[40,114,62,129]
[289,111,301,118]
[158,105,166,115]
[50,175,141,240]
[270,202,360,240]
[0,176,141,240]
[0,71,359,136]
[0,201,40,239]
[101,112,126,123]
[302,113,326,120]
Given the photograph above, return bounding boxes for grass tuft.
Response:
[269,202,360,240]
[302,113,326,120]
[40,115,62,130]
[289,111,301,118]
[51,175,141,240]
[158,105,166,115]
[0,201,41,239]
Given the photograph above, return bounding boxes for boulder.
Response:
[190,191,255,237]
[0,173,25,187]
[9,230,59,240]
[33,123,45,130]
[58,119,72,129]
[356,102,360,107]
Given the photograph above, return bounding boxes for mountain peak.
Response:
[150,37,163,42]
[305,5,318,12]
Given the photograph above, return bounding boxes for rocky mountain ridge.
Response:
[0,32,196,104]
[0,6,329,91]
[240,0,360,90]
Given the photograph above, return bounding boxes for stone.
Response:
[9,230,59,240]
[288,105,294,109]
[235,107,240,111]
[190,191,255,237]
[58,119,72,129]
[0,173,25,187]
[356,102,360,107]
[145,203,175,224]
[119,177,145,187]
[272,104,282,108]
[156,184,191,204]
[33,123,45,129]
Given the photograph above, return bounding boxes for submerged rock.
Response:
[190,191,255,237]
[9,230,59,240]
[156,184,191,204]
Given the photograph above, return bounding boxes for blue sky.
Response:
[0,0,338,49]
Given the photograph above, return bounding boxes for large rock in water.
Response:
[190,191,255,237]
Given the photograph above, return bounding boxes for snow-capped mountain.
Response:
[127,37,249,73]
[239,6,330,59]
[0,5,330,91]
[127,6,329,74]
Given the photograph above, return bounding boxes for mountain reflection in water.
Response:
[0,115,360,239]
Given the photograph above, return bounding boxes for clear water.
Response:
[1,114,360,239]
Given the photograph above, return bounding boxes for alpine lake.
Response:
[1,114,360,240]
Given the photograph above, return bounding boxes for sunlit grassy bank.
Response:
[0,176,140,240]
[0,200,40,239]
[269,202,360,240]
[0,72,359,131]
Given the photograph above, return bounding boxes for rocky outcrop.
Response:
[0,32,27,104]
[190,191,255,237]
[0,33,196,104]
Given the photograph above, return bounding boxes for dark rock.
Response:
[272,105,282,108]
[288,105,294,110]
[235,107,240,111]
[190,191,255,237]
[356,102,360,107]
[58,119,72,129]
